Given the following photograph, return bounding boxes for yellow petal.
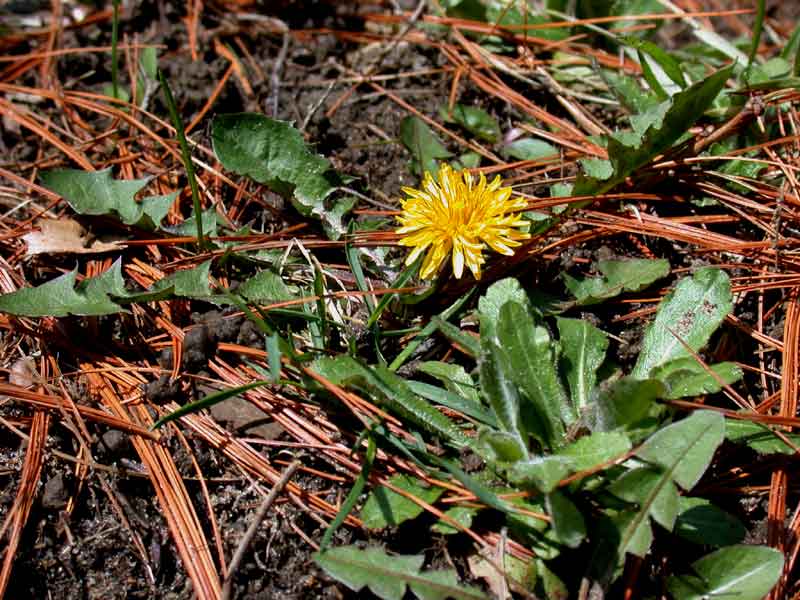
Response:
[420,241,449,279]
[452,244,465,279]
[405,242,429,266]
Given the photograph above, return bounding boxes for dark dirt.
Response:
[0,1,792,599]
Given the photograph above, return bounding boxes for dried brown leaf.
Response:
[9,357,37,388]
[23,219,123,256]
[468,547,510,600]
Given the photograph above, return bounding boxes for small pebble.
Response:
[41,473,68,510]
[100,430,128,456]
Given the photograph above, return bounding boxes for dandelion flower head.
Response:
[396,164,530,280]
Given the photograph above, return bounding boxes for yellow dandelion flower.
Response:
[396,164,530,280]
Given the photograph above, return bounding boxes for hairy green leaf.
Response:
[667,545,783,600]
[725,419,800,455]
[432,317,480,358]
[611,509,653,559]
[478,277,530,338]
[497,301,570,445]
[0,269,121,317]
[477,428,528,463]
[501,137,558,162]
[361,474,444,529]
[651,358,742,399]
[613,411,725,559]
[479,335,529,459]
[508,456,571,493]
[564,258,670,305]
[313,356,469,447]
[314,545,485,600]
[638,410,725,490]
[632,268,732,379]
[610,466,679,531]
[431,506,478,535]
[574,65,733,196]
[674,497,746,547]
[557,318,608,412]
[558,431,631,472]
[440,103,500,143]
[40,168,175,230]
[407,380,494,426]
[372,364,469,447]
[399,116,452,177]
[417,361,479,404]
[211,113,350,238]
[237,269,294,303]
[429,456,515,515]
[547,491,586,548]
[589,377,664,432]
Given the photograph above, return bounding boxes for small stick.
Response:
[269,32,291,117]
[221,460,301,600]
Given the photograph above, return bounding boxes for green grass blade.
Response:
[266,332,282,383]
[388,290,473,371]
[366,259,420,328]
[746,0,766,79]
[432,316,480,358]
[313,268,328,348]
[795,35,800,76]
[152,380,272,429]
[345,222,375,312]
[428,455,512,515]
[319,434,376,551]
[406,380,495,426]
